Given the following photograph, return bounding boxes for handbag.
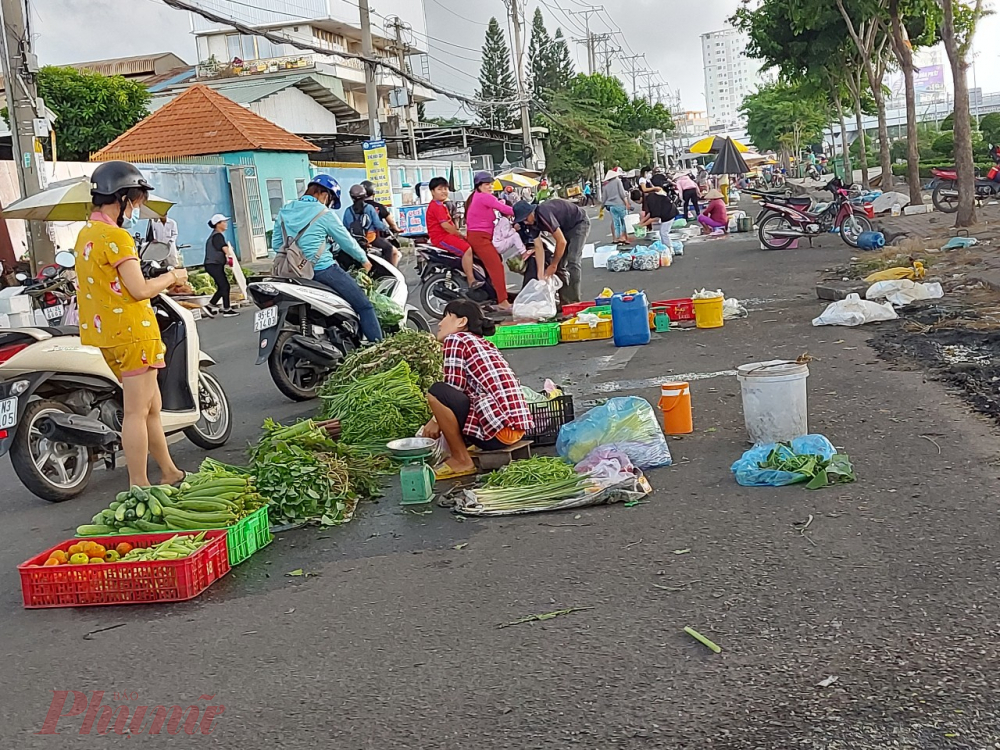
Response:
[272,208,325,280]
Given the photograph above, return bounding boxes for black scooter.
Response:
[415,242,522,320]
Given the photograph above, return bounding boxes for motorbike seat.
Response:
[40,326,80,337]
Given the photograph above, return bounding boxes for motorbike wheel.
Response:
[268,330,333,402]
[183,369,233,449]
[403,309,431,333]
[10,399,92,502]
[838,213,873,248]
[420,271,465,320]
[757,215,796,251]
[932,182,959,213]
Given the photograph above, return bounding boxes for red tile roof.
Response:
[94,84,318,159]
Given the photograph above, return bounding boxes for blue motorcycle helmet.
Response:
[309,173,342,210]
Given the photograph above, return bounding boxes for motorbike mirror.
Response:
[54,250,76,269]
[140,241,170,263]
[14,272,28,282]
[40,265,58,279]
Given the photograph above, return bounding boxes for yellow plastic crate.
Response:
[560,315,613,342]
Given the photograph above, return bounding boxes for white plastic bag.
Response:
[865,279,943,307]
[723,298,747,319]
[812,293,898,327]
[513,277,562,322]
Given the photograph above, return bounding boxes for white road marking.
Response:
[589,369,738,394]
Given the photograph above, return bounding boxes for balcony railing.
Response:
[197,54,315,79]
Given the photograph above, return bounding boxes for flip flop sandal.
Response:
[170,471,190,489]
[434,465,478,481]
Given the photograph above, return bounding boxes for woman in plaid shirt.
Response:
[425,300,534,480]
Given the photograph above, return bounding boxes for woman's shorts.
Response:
[100,339,166,381]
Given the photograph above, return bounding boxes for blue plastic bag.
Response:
[556,396,672,469]
[731,435,837,487]
[650,240,667,253]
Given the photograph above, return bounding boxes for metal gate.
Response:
[227,165,269,260]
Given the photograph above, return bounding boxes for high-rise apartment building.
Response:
[701,28,759,129]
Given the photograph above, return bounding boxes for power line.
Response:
[160,0,525,107]
[424,0,489,27]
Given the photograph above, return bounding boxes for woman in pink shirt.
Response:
[465,171,514,310]
[697,189,728,235]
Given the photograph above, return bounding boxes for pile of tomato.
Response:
[42,540,135,566]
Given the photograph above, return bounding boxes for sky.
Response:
[27,0,1000,120]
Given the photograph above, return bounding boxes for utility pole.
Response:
[388,17,419,159]
[506,0,534,168]
[591,33,616,76]
[358,0,381,140]
[0,0,52,269]
[620,53,646,98]
[568,7,599,75]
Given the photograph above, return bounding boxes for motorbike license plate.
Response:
[42,304,64,321]
[254,306,279,332]
[0,397,17,430]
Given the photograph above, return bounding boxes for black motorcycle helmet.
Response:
[90,161,153,227]
[91,161,153,196]
[361,180,376,199]
[349,184,367,202]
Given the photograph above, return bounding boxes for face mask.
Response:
[121,204,141,230]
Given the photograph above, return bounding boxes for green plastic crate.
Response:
[487,322,560,349]
[76,505,272,566]
[225,506,272,566]
[591,305,612,317]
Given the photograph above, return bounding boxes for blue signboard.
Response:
[399,205,428,237]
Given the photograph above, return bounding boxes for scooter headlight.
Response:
[11,379,30,395]
[254,283,279,296]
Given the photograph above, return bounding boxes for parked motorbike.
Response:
[747,188,813,225]
[414,235,557,320]
[8,255,79,326]
[930,150,1000,213]
[0,247,233,502]
[249,251,429,402]
[757,178,873,250]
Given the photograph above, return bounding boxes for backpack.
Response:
[344,204,372,242]
[272,208,325,280]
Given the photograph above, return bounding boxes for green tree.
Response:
[889,0,941,203]
[528,8,552,100]
[475,18,517,130]
[538,73,672,184]
[979,112,1000,145]
[741,81,829,169]
[939,0,988,226]
[550,30,575,90]
[35,66,149,160]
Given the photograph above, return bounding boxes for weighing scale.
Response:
[387,437,437,505]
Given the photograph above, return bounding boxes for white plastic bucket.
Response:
[737,360,809,444]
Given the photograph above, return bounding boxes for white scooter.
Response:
[0,247,232,502]
[248,250,429,401]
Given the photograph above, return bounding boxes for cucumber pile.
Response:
[76,475,263,537]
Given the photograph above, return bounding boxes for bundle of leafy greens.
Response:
[320,329,443,394]
[249,419,391,525]
[320,360,431,446]
[370,290,404,327]
[758,447,856,490]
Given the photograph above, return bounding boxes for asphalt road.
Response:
[5,210,1000,747]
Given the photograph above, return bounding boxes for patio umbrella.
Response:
[710,138,750,176]
[493,172,539,191]
[689,135,749,154]
[2,177,174,221]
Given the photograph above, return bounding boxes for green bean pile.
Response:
[482,456,577,489]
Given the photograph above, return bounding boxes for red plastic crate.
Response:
[561,301,596,317]
[651,298,696,323]
[18,531,230,608]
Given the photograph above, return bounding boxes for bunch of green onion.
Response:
[469,476,592,512]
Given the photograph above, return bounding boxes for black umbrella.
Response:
[710,138,750,176]
[447,163,456,192]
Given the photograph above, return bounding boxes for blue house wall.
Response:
[136,162,235,267]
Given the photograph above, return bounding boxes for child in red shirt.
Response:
[425,177,475,285]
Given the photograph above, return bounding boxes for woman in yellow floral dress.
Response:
[76,161,189,487]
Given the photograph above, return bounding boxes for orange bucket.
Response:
[658,382,693,434]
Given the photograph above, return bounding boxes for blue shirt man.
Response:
[271,175,383,341]
[342,200,387,238]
